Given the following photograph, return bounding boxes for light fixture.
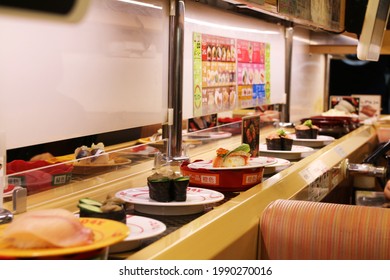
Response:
[185,17,280,35]
[117,0,162,10]
[357,0,390,61]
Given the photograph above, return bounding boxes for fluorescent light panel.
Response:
[185,17,280,35]
[117,0,162,10]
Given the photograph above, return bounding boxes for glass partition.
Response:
[0,0,169,151]
[2,104,284,210]
[3,139,166,208]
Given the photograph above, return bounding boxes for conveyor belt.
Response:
[109,191,239,259]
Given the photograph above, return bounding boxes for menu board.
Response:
[352,94,382,119]
[237,39,270,108]
[193,32,270,116]
[278,0,343,32]
[329,96,360,114]
[278,0,311,20]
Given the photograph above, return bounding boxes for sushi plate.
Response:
[263,158,291,175]
[109,215,166,253]
[260,144,314,160]
[187,156,277,171]
[290,134,335,148]
[0,218,129,259]
[115,186,224,215]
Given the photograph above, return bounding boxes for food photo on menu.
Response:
[329,95,360,115]
[351,94,382,120]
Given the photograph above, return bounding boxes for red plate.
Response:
[180,160,264,192]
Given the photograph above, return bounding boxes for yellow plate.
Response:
[0,218,129,258]
[72,158,131,168]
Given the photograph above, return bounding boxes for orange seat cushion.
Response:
[260,199,390,259]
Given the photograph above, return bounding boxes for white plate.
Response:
[290,134,335,148]
[115,187,225,215]
[264,158,291,175]
[109,215,166,253]
[184,131,232,141]
[187,156,277,171]
[260,144,314,160]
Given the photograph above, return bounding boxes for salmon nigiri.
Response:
[2,208,94,249]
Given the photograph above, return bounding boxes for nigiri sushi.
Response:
[2,209,94,249]
[212,144,251,168]
[74,142,110,165]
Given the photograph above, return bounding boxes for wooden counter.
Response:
[2,124,380,259]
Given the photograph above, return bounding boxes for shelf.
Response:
[218,0,345,33]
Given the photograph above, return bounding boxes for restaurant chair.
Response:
[259,199,390,259]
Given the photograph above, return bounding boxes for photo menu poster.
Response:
[193,32,270,117]
[352,94,382,119]
[193,32,203,117]
[236,39,270,108]
[329,96,360,114]
[193,33,236,116]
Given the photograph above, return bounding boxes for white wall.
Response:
[0,0,327,149]
[289,27,326,123]
[0,0,169,149]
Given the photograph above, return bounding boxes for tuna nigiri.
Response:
[2,209,94,249]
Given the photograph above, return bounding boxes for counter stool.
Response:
[259,199,390,259]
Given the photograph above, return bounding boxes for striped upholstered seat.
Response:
[259,199,390,259]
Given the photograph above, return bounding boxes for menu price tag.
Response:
[334,145,347,158]
[352,94,381,119]
[299,160,328,185]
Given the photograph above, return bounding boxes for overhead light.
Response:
[185,17,280,35]
[117,0,162,10]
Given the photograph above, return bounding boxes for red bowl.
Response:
[180,160,264,192]
[301,116,360,138]
[304,115,359,127]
